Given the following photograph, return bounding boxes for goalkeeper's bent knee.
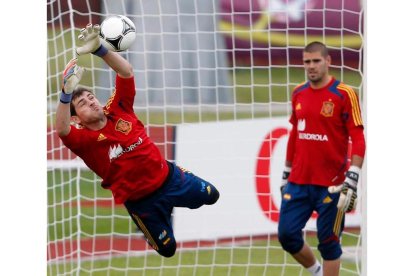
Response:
[157,240,177,258]
[318,238,342,260]
[206,184,220,205]
[277,227,304,255]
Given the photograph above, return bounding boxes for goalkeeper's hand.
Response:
[328,166,360,212]
[280,167,291,196]
[76,23,102,56]
[62,58,84,94]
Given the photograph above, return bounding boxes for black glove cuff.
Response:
[346,170,359,182]
[282,171,290,180]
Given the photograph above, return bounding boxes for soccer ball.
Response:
[99,15,136,52]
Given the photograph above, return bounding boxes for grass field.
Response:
[48,241,360,276]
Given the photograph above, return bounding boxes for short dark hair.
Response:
[70,86,94,116]
[304,41,329,57]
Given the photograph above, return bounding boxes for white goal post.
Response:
[47,0,366,275]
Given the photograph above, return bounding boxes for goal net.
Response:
[47,0,365,275]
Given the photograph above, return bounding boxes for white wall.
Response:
[174,117,362,241]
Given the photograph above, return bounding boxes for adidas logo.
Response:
[283,193,291,200]
[97,133,107,141]
[323,196,332,204]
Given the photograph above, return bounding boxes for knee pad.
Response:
[318,238,342,260]
[157,240,177,258]
[278,226,304,254]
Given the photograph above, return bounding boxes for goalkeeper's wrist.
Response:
[282,166,291,180]
[347,165,361,177]
[345,165,361,188]
[92,44,108,57]
[60,89,73,104]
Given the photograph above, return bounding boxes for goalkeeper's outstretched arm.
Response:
[55,23,134,137]
[55,58,84,137]
[101,51,133,79]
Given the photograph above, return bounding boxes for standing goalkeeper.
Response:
[278,41,365,276]
[55,23,220,258]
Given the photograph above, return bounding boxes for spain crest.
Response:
[320,101,334,117]
[115,118,132,135]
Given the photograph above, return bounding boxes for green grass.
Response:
[48,237,360,276]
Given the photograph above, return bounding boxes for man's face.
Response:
[72,91,104,124]
[303,51,331,83]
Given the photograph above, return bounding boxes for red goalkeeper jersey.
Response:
[60,75,169,203]
[288,78,364,187]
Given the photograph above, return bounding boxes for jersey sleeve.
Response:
[340,83,364,129]
[286,92,298,162]
[286,123,297,163]
[338,83,365,157]
[289,92,298,126]
[349,126,366,158]
[104,75,136,114]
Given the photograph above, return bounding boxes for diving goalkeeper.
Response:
[55,23,220,257]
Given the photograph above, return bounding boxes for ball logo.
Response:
[99,15,136,52]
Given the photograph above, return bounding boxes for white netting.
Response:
[47,0,365,275]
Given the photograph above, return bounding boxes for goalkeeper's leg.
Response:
[129,209,176,257]
[315,185,344,276]
[278,183,322,275]
[124,196,177,258]
[123,162,220,258]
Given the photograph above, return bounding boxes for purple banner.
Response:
[219,0,363,68]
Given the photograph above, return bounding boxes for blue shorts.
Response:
[124,162,219,257]
[278,182,344,260]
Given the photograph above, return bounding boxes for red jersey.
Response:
[60,75,169,203]
[288,78,363,187]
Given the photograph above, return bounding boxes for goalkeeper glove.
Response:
[76,23,108,57]
[328,166,360,212]
[61,58,84,103]
[280,167,291,195]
